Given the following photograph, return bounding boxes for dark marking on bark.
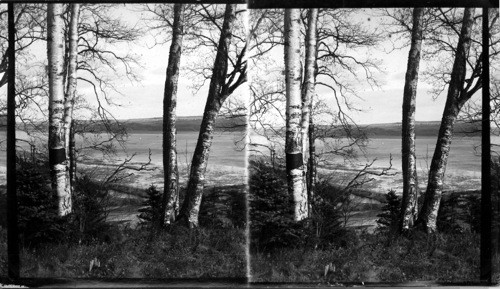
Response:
[50,148,66,165]
[286,153,303,170]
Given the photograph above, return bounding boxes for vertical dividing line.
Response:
[480,6,492,285]
[7,2,20,280]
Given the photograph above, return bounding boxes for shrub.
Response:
[249,158,302,250]
[71,175,113,243]
[15,155,114,247]
[16,156,68,247]
[460,195,481,233]
[437,193,481,234]
[312,180,348,248]
[249,158,346,251]
[376,190,401,234]
[199,185,247,229]
[137,185,163,227]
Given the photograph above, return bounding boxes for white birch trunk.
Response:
[64,3,80,193]
[48,3,71,216]
[162,3,184,225]
[285,9,308,221]
[400,8,424,231]
[419,8,476,233]
[178,4,237,228]
[301,9,318,217]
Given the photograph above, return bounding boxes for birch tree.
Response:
[249,9,381,223]
[418,8,476,233]
[177,4,246,227]
[301,9,318,212]
[48,3,71,216]
[400,8,424,232]
[63,3,80,192]
[161,3,184,226]
[0,7,7,89]
[285,8,308,221]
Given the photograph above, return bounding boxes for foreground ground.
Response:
[250,231,483,283]
[0,159,247,278]
[18,226,246,278]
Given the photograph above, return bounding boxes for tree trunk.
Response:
[161,3,184,226]
[69,120,76,189]
[285,8,308,221]
[419,8,476,233]
[177,4,236,228]
[301,9,318,218]
[64,3,80,195]
[307,120,317,213]
[400,8,424,232]
[48,3,71,216]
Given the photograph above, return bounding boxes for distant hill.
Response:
[360,120,481,138]
[0,115,246,133]
[93,115,246,133]
[315,120,482,138]
[0,115,490,137]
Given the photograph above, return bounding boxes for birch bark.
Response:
[285,8,308,221]
[419,8,476,233]
[64,3,80,193]
[48,3,71,216]
[301,9,318,217]
[161,3,184,225]
[177,4,237,228]
[400,8,424,231]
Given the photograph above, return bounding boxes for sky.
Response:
[100,6,481,125]
[76,5,229,120]
[0,6,484,125]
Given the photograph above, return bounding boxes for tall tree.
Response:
[301,9,318,214]
[285,8,308,221]
[0,6,7,89]
[307,118,316,208]
[400,8,424,232]
[47,3,71,216]
[418,8,476,233]
[177,4,245,227]
[63,3,80,192]
[160,3,184,226]
[249,9,381,221]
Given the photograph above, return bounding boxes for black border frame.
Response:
[2,0,498,287]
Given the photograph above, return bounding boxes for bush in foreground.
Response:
[376,190,401,234]
[137,185,163,227]
[249,158,347,251]
[16,156,67,247]
[138,184,247,229]
[15,156,114,247]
